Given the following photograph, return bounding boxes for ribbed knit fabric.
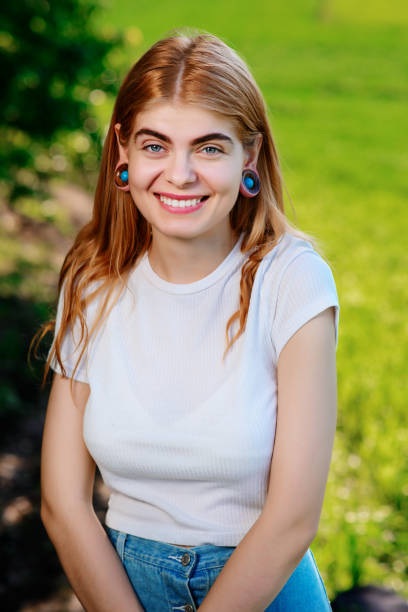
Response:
[50,231,340,546]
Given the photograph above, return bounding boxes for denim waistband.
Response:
[107,527,236,576]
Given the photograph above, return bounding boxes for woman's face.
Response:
[115,101,259,244]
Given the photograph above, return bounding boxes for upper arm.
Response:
[41,373,95,519]
[262,306,337,536]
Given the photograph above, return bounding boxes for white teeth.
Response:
[159,195,202,208]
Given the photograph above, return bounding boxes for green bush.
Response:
[0,0,122,207]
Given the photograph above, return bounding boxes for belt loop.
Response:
[116,530,127,561]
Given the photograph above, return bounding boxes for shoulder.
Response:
[256,232,340,361]
[55,277,118,341]
[258,232,335,288]
[56,277,113,314]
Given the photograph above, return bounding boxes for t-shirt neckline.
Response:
[140,233,245,294]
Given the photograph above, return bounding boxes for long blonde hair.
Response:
[33,30,321,386]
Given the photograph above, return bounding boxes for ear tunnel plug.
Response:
[115,163,129,188]
[240,169,260,197]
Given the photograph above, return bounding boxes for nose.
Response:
[164,152,197,187]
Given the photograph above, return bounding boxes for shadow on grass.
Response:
[0,295,106,612]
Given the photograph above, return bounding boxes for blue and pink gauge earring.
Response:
[114,163,129,190]
[240,168,260,198]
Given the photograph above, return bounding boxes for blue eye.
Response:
[202,146,222,155]
[144,144,163,153]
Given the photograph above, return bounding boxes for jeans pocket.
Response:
[106,526,118,546]
[106,526,127,562]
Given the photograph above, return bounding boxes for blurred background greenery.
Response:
[1,0,407,609]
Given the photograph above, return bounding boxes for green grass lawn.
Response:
[90,0,408,599]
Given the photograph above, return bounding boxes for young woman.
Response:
[38,31,340,612]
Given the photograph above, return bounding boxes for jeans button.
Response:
[185,606,194,612]
[181,552,191,566]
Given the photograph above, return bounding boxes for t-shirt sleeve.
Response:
[271,250,340,363]
[48,283,90,383]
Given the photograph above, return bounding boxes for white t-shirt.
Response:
[50,231,340,546]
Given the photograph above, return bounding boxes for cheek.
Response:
[128,156,160,189]
[126,165,152,211]
[207,164,242,194]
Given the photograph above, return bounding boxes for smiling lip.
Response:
[155,193,209,215]
[156,192,208,200]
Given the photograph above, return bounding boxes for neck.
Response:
[147,228,239,284]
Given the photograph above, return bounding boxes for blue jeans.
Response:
[107,527,332,611]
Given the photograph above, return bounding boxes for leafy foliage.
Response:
[0,0,122,204]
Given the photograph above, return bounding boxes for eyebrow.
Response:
[134,128,234,146]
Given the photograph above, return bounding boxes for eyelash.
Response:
[143,144,223,155]
[144,144,163,153]
[202,146,223,155]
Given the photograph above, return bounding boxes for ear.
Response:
[243,133,263,170]
[114,123,129,164]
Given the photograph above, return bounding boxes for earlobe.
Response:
[113,123,130,191]
[240,134,263,198]
[114,163,130,191]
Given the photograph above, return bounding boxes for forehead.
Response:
[132,100,240,141]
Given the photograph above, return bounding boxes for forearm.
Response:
[41,506,144,612]
[198,514,314,612]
